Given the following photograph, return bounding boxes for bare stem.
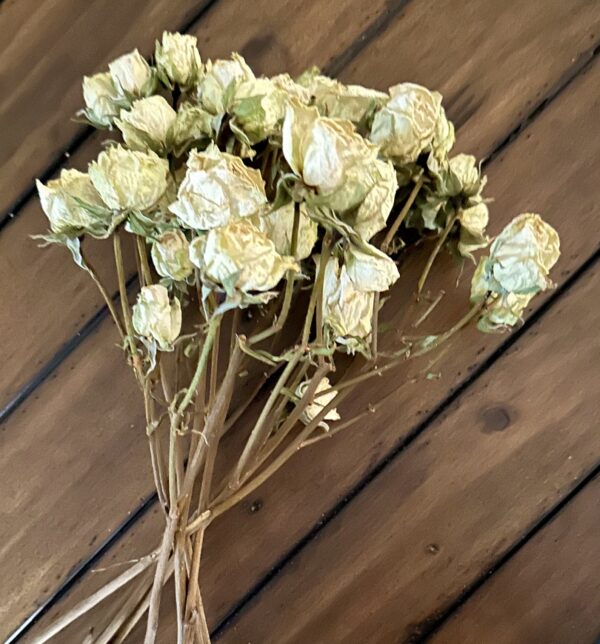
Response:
[381,174,424,252]
[31,549,159,643]
[81,247,125,339]
[417,211,459,297]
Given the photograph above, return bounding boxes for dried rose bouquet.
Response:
[33,31,560,644]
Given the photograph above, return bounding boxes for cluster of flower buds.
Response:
[37,31,560,356]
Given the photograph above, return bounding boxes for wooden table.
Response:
[1,1,599,642]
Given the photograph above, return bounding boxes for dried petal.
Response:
[253,202,318,260]
[296,377,341,429]
[82,72,122,128]
[197,54,254,115]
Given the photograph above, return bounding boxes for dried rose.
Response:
[109,49,155,98]
[89,145,169,211]
[151,229,193,281]
[155,31,202,89]
[132,284,182,350]
[115,96,177,154]
[169,143,267,229]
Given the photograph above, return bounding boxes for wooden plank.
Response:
[22,47,600,641]
[0,0,405,413]
[0,0,210,218]
[214,263,600,643]
[430,475,600,644]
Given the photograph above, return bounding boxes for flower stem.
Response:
[381,174,424,252]
[417,211,459,297]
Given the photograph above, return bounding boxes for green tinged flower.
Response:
[89,145,169,211]
[231,77,288,143]
[155,32,202,89]
[197,54,254,115]
[115,96,177,154]
[132,284,182,350]
[252,202,318,260]
[36,169,110,237]
[151,229,193,281]
[370,83,443,162]
[282,101,378,211]
[170,103,214,155]
[188,218,298,294]
[472,213,560,331]
[457,202,489,258]
[81,72,123,128]
[109,49,155,98]
[169,143,267,229]
[299,70,387,122]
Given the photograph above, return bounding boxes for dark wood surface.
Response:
[1,1,599,642]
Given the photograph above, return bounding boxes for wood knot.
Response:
[480,405,513,433]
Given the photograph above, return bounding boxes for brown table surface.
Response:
[1,1,599,642]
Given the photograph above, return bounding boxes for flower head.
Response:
[282,101,378,210]
[151,229,193,281]
[115,96,177,153]
[155,32,202,89]
[89,145,169,211]
[197,54,254,115]
[169,144,267,229]
[82,72,123,128]
[132,284,182,350]
[109,49,155,98]
[189,218,298,295]
[231,77,288,142]
[472,213,560,331]
[370,83,443,162]
[36,169,109,237]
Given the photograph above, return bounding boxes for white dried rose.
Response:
[197,54,254,114]
[82,72,122,128]
[449,154,481,196]
[271,73,311,103]
[151,230,193,281]
[344,244,400,293]
[155,31,202,89]
[115,96,177,153]
[109,49,155,98]
[189,218,298,293]
[370,83,443,162]
[231,77,288,142]
[322,255,375,351]
[282,101,378,209]
[302,72,387,122]
[169,143,267,229]
[89,145,169,211]
[132,284,182,350]
[457,202,489,258]
[253,202,318,260]
[349,159,398,241]
[431,106,455,160]
[471,213,560,331]
[296,377,341,429]
[170,103,214,155]
[36,169,109,236]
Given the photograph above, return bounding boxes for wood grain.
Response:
[430,475,600,644]
[215,264,600,644]
[21,48,600,642]
[0,0,210,218]
[0,0,408,412]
